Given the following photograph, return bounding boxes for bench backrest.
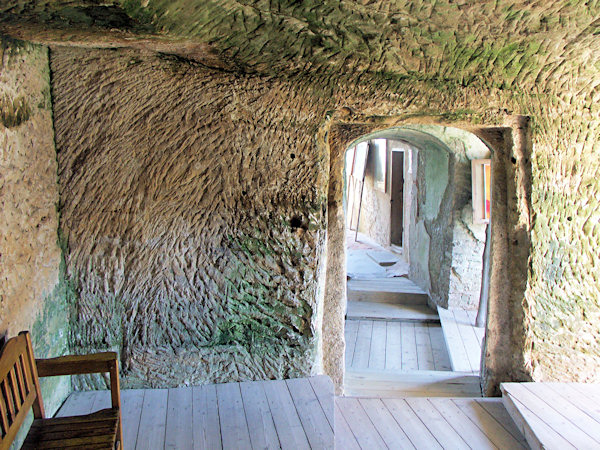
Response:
[0,332,44,449]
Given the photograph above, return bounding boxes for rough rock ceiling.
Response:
[1,1,599,99]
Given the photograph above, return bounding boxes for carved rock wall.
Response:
[0,37,69,437]
[45,4,600,387]
[51,47,330,388]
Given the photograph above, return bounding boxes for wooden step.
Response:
[346,301,439,322]
[437,306,483,374]
[501,382,600,450]
[347,278,428,305]
[344,368,482,398]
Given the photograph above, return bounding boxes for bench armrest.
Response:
[36,352,118,377]
[35,351,124,446]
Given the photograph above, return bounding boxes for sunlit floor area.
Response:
[56,376,334,450]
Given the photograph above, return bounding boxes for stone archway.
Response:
[321,112,532,396]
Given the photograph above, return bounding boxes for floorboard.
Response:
[239,381,279,450]
[385,321,402,371]
[262,379,311,450]
[192,384,222,450]
[135,389,168,450]
[405,397,470,449]
[353,320,373,369]
[334,401,361,450]
[347,301,439,322]
[452,398,527,449]
[56,390,100,417]
[428,398,495,450]
[216,382,252,449]
[368,320,387,370]
[286,378,333,449]
[56,376,333,450]
[308,375,334,429]
[414,323,435,370]
[345,320,359,367]
[344,369,481,398]
[382,398,443,449]
[165,387,193,450]
[121,389,145,449]
[358,398,415,449]
[437,306,482,373]
[401,322,418,371]
[336,397,386,449]
[429,325,452,371]
[502,382,600,450]
[338,397,526,450]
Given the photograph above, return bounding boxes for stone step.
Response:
[347,278,428,305]
[344,368,481,398]
[346,301,439,322]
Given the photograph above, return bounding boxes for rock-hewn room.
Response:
[1,1,599,448]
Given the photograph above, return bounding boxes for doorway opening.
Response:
[342,126,493,397]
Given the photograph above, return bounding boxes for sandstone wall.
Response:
[41,0,600,390]
[407,126,491,310]
[51,47,330,388]
[357,158,391,248]
[0,36,69,437]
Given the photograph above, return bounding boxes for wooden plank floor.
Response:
[345,319,452,372]
[56,376,334,450]
[501,382,600,450]
[336,397,528,449]
[437,307,484,373]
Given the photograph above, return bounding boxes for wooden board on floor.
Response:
[262,379,311,450]
[429,324,452,371]
[135,389,168,450]
[239,381,279,450]
[347,278,427,294]
[338,397,526,450]
[437,306,480,373]
[192,384,222,450]
[359,398,415,449]
[335,397,386,449]
[452,398,528,449]
[56,390,104,417]
[428,398,496,450]
[344,369,481,398]
[165,387,193,450]
[347,301,439,322]
[385,321,402,371]
[415,323,435,370]
[286,378,333,449]
[401,322,418,371]
[344,319,451,372]
[501,382,600,450]
[55,376,333,450]
[368,320,387,370]
[352,320,373,369]
[121,389,145,449]
[308,375,334,429]
[344,319,359,367]
[334,401,360,450]
[216,382,252,449]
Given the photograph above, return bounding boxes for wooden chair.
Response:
[0,331,123,450]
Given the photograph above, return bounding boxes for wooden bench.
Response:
[0,331,123,450]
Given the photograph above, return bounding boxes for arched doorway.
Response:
[320,114,533,397]
[342,126,492,396]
